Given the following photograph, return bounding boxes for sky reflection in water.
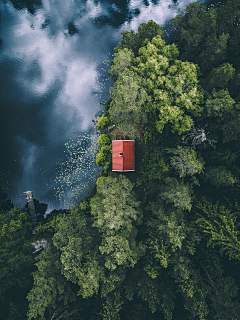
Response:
[0,0,207,212]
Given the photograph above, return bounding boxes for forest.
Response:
[1,0,240,318]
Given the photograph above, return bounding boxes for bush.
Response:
[95,145,112,168]
[96,114,111,132]
[98,134,111,147]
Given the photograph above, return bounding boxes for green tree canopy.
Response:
[95,133,112,174]
[108,28,204,139]
[108,48,134,82]
[205,88,236,118]
[27,246,80,320]
[90,175,145,271]
[220,104,240,143]
[147,202,187,254]
[164,2,230,74]
[0,207,33,302]
[100,291,123,320]
[123,267,175,319]
[144,199,210,319]
[195,198,240,260]
[166,145,205,178]
[208,276,240,320]
[202,166,238,189]
[114,19,164,56]
[108,69,148,139]
[0,207,31,244]
[207,62,235,91]
[52,211,104,299]
[158,177,194,212]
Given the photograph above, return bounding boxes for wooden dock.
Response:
[25,191,37,234]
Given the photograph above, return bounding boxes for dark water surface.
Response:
[1,0,221,212]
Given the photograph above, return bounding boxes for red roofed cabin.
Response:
[112,140,135,172]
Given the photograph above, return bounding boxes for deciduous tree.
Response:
[205,88,235,118]
[158,177,194,212]
[100,291,123,320]
[166,145,205,178]
[108,48,134,82]
[90,175,146,271]
[114,20,164,57]
[147,203,187,255]
[27,246,81,320]
[108,24,204,140]
[108,68,148,139]
[52,211,104,299]
[132,36,204,135]
[220,104,240,143]
[207,62,235,91]
[0,207,33,301]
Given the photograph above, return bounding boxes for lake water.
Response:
[0,0,223,212]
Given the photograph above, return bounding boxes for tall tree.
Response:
[100,291,123,320]
[123,266,175,320]
[0,207,33,300]
[52,210,104,299]
[90,175,145,272]
[0,206,35,320]
[207,62,235,91]
[194,198,240,261]
[158,177,194,212]
[114,20,164,57]
[132,35,204,136]
[204,88,236,118]
[27,246,81,320]
[164,2,229,74]
[108,69,148,139]
[108,48,134,82]
[220,103,240,143]
[166,145,205,178]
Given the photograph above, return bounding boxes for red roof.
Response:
[112,140,135,172]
